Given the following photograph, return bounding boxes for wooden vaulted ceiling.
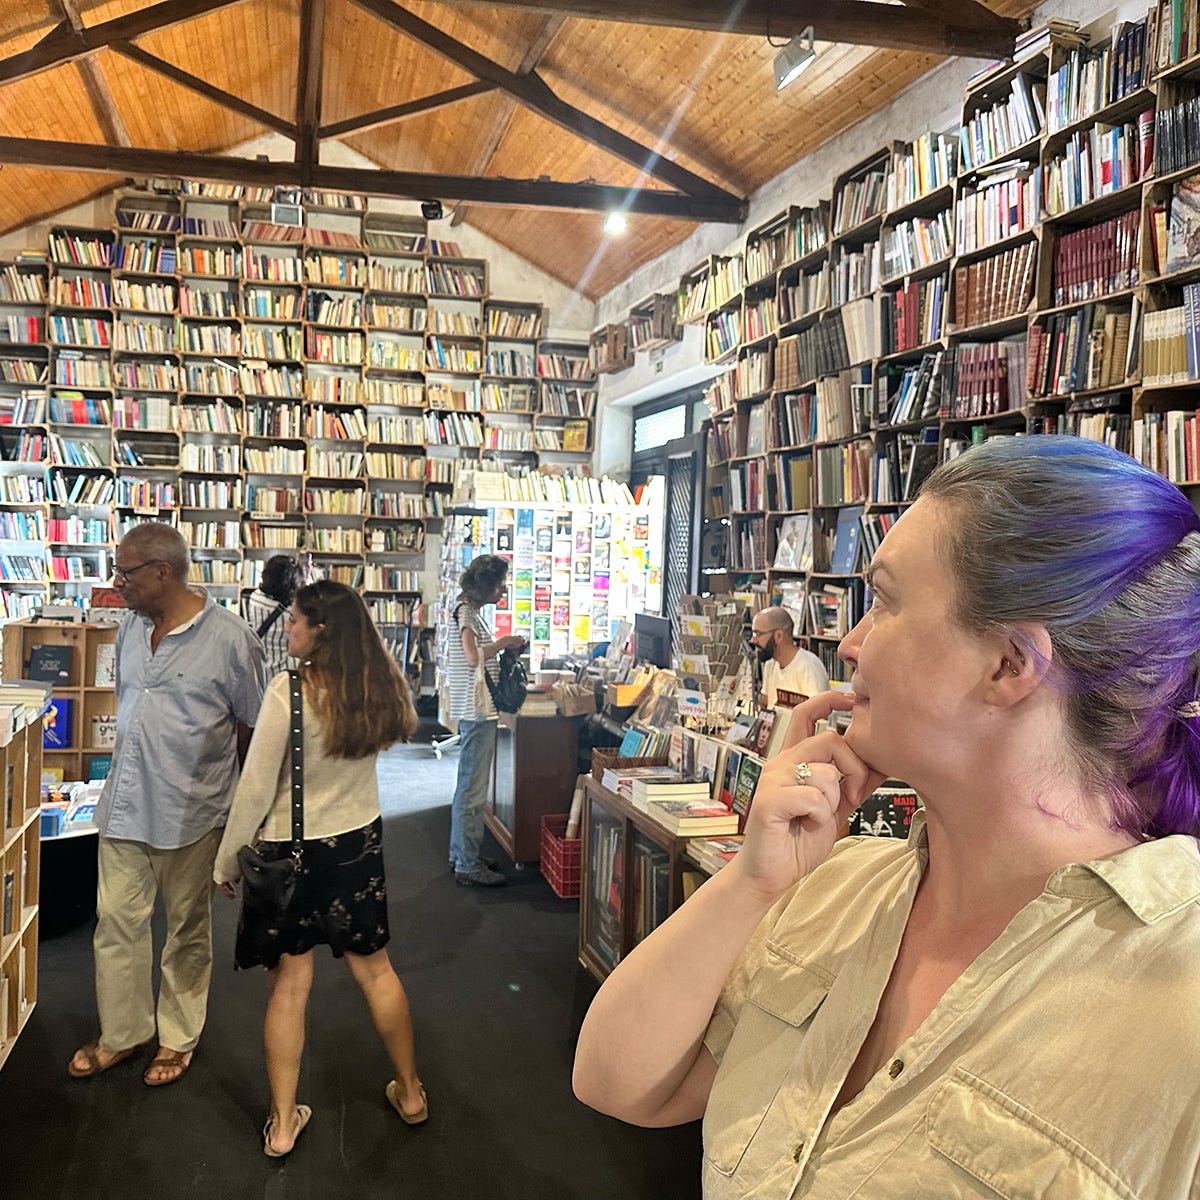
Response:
[0,0,1037,299]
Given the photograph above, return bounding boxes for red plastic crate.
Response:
[540,813,581,899]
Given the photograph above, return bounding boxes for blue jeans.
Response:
[449,717,498,872]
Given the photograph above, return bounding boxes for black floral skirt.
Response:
[235,817,390,970]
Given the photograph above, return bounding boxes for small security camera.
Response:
[420,199,444,221]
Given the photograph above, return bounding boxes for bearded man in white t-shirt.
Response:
[749,606,829,707]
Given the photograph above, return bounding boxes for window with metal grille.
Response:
[633,404,687,454]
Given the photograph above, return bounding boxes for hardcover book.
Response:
[28,644,73,684]
[92,642,116,687]
[91,714,117,748]
[42,697,74,750]
[772,513,811,571]
[829,506,864,573]
[87,755,113,781]
[1167,173,1200,274]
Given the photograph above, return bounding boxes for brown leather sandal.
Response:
[68,1039,151,1079]
[143,1048,193,1087]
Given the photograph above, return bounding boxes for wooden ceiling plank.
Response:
[0,0,249,86]
[53,0,131,148]
[77,57,132,147]
[296,0,326,179]
[451,14,563,227]
[345,0,739,205]
[0,134,747,221]
[416,0,1020,58]
[108,42,294,137]
[319,80,496,139]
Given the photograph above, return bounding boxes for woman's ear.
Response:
[986,626,1052,706]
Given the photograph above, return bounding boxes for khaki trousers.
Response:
[94,828,222,1052]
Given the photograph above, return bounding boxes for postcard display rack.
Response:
[681,11,1196,685]
[0,183,598,677]
[434,499,663,682]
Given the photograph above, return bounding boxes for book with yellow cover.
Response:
[562,419,590,451]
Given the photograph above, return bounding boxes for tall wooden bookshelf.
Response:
[0,704,44,1072]
[0,184,599,675]
[636,10,1189,683]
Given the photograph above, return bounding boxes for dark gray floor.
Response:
[1,744,701,1199]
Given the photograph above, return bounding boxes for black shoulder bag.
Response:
[235,671,304,952]
[255,601,286,640]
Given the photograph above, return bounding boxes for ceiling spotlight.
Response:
[421,199,444,221]
[774,26,816,90]
[604,210,627,236]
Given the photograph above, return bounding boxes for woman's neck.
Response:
[916,777,1138,922]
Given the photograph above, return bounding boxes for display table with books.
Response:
[579,774,713,983]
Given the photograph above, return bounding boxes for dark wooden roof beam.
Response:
[296,0,326,184]
[346,0,740,206]
[108,43,293,137]
[423,0,1021,58]
[0,0,248,85]
[319,81,496,139]
[0,136,746,222]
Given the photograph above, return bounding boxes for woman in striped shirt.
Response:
[445,554,527,887]
[243,555,306,675]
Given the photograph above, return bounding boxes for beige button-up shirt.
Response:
[703,811,1200,1199]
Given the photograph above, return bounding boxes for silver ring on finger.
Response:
[794,761,814,783]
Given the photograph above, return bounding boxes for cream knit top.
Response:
[213,671,382,884]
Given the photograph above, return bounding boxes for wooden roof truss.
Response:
[0,0,1023,225]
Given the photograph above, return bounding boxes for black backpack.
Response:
[453,603,527,714]
[485,648,528,714]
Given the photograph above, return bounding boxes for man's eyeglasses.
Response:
[114,560,161,584]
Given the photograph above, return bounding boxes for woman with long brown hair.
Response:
[215,580,426,1156]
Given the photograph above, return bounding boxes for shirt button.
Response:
[888,1058,904,1079]
[791,1141,805,1163]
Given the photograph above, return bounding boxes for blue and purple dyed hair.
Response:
[921,435,1200,840]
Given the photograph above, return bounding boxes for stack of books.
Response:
[690,835,744,874]
[1014,19,1086,64]
[0,679,53,744]
[629,774,712,812]
[600,764,679,799]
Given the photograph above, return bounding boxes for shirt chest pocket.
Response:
[703,963,831,1181]
[926,1070,1138,1200]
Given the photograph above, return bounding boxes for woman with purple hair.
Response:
[574,435,1200,1197]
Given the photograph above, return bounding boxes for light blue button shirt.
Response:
[94,594,268,849]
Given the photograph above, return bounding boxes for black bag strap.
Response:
[288,669,304,859]
[256,601,286,640]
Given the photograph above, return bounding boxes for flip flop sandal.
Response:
[142,1049,193,1087]
[68,1039,151,1079]
[386,1079,429,1125]
[263,1104,313,1157]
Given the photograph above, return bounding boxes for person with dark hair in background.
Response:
[215,580,424,1156]
[750,605,829,707]
[444,553,526,887]
[243,555,307,675]
[69,523,266,1087]
[575,436,1200,1198]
